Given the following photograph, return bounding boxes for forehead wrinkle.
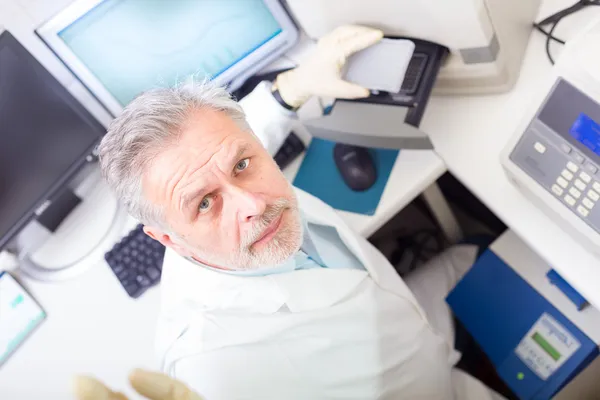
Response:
[175,137,231,213]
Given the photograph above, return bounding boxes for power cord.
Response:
[534,0,600,65]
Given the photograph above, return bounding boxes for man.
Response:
[92,26,502,399]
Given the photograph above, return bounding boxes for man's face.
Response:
[143,108,302,270]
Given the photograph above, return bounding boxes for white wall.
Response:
[0,0,113,127]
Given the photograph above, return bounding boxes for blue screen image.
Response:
[570,113,600,156]
[58,0,282,106]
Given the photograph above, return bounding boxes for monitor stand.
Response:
[7,164,129,281]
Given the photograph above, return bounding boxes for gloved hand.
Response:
[274,24,384,109]
[73,369,205,400]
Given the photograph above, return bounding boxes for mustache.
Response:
[242,198,291,247]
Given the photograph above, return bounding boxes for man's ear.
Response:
[143,225,193,257]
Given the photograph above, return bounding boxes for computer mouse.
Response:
[333,143,377,191]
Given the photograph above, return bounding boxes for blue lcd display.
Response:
[570,113,600,156]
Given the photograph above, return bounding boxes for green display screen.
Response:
[532,332,561,361]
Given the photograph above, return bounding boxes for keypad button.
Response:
[552,185,564,196]
[124,283,141,297]
[560,143,572,154]
[585,163,598,174]
[583,197,595,209]
[564,195,576,206]
[580,171,592,183]
[567,161,579,173]
[594,182,600,193]
[561,169,574,181]
[574,179,587,191]
[146,267,161,281]
[588,190,600,202]
[569,187,581,198]
[574,152,585,164]
[534,142,546,154]
[557,177,569,188]
[577,205,590,217]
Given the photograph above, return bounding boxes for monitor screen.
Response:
[0,31,105,249]
[56,0,283,107]
[570,113,600,156]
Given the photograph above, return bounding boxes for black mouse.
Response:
[333,143,377,191]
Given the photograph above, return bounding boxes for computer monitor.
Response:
[0,30,106,251]
[37,0,299,116]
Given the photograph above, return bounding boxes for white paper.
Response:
[344,38,415,93]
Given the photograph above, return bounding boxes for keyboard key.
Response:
[585,163,598,174]
[112,264,124,274]
[574,152,585,164]
[577,205,590,217]
[136,274,152,287]
[561,170,574,181]
[564,195,576,206]
[117,269,131,280]
[534,142,546,154]
[567,161,579,173]
[147,267,161,281]
[580,171,592,183]
[557,177,569,188]
[569,187,581,199]
[124,283,141,297]
[583,197,595,210]
[560,143,572,153]
[588,190,600,202]
[551,185,564,196]
[574,179,587,191]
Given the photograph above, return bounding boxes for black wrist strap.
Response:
[271,88,297,111]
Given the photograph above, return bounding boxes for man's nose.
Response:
[227,185,267,223]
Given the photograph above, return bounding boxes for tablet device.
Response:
[0,272,46,367]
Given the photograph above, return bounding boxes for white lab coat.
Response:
[155,83,504,400]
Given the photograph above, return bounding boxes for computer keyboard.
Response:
[104,224,165,299]
[274,131,305,170]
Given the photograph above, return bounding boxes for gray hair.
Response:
[98,79,250,228]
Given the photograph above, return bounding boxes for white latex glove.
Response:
[274,24,384,109]
[73,369,205,400]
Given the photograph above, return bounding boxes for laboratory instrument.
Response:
[36,0,299,116]
[501,17,600,257]
[104,225,165,299]
[303,38,447,150]
[285,0,541,95]
[447,231,600,399]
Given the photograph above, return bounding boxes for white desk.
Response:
[424,0,600,311]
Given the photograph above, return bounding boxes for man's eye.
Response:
[235,158,250,173]
[198,195,213,213]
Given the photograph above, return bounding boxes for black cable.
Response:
[534,0,600,65]
[546,19,561,65]
[533,23,565,45]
